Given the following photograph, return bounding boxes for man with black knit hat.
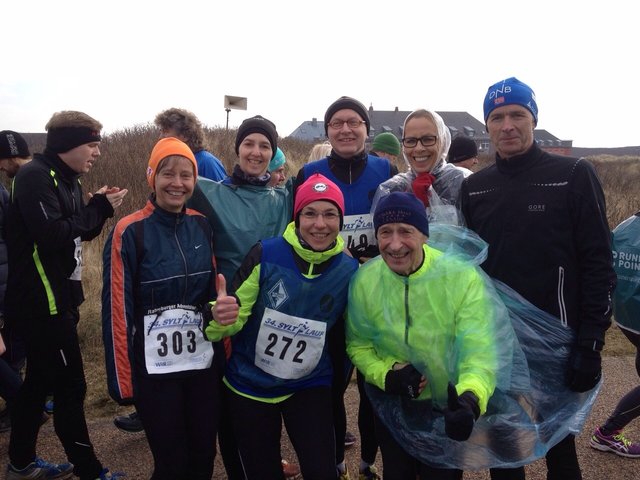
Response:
[0,131,32,178]
[447,136,478,171]
[461,77,616,480]
[293,95,398,479]
[5,111,128,480]
[294,96,397,262]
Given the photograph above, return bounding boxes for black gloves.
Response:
[384,364,423,399]
[444,382,480,441]
[348,243,380,262]
[568,347,602,392]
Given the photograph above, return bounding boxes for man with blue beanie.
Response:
[460,77,616,479]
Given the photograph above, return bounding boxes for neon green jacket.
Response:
[346,244,497,412]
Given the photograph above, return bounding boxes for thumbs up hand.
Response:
[212,274,239,326]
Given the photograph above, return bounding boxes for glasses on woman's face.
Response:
[327,119,366,130]
[299,210,341,222]
[401,135,438,148]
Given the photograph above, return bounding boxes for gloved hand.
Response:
[568,347,602,392]
[444,382,480,441]
[384,364,423,399]
[411,172,436,207]
[348,243,380,262]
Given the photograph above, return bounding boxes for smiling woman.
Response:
[102,136,222,479]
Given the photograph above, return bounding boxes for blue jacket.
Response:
[102,198,220,404]
[195,149,227,182]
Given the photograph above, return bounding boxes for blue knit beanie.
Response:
[268,147,286,172]
[374,192,429,237]
[483,77,538,125]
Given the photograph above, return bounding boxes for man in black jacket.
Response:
[460,77,616,480]
[5,111,128,480]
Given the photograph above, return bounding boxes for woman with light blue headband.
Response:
[268,147,287,187]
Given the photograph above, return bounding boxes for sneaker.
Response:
[113,411,143,433]
[589,427,640,458]
[338,469,351,480]
[281,459,301,480]
[44,399,54,415]
[6,457,74,479]
[95,468,125,479]
[344,430,357,448]
[359,465,381,480]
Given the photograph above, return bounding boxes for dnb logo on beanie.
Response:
[483,77,538,125]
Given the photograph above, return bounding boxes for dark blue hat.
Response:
[374,192,429,237]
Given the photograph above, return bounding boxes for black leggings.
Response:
[356,369,379,465]
[135,368,220,480]
[374,409,462,480]
[602,328,640,433]
[228,385,336,480]
[9,309,103,480]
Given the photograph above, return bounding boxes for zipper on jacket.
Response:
[175,216,189,302]
[404,278,410,344]
[557,266,567,326]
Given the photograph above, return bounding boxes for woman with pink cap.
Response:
[206,173,359,480]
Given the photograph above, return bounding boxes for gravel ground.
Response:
[1,356,638,479]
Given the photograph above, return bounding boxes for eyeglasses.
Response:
[327,119,366,130]
[300,211,341,221]
[401,135,438,148]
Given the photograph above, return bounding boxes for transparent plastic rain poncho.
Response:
[349,223,600,470]
[611,212,640,333]
[370,109,471,227]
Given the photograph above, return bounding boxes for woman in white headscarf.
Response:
[371,109,471,225]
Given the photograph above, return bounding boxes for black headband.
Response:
[46,126,102,154]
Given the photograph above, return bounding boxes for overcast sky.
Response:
[2,0,637,148]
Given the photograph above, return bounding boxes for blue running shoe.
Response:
[6,457,73,479]
[95,468,126,479]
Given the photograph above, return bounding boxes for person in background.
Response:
[154,107,227,181]
[0,131,32,179]
[103,137,223,479]
[307,141,332,163]
[268,147,287,187]
[346,192,497,480]
[460,77,616,480]
[590,210,640,457]
[447,136,478,172]
[0,130,38,434]
[5,111,128,480]
[294,96,398,479]
[188,115,299,479]
[207,173,359,480]
[369,132,402,170]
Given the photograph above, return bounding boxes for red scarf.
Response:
[412,172,436,207]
